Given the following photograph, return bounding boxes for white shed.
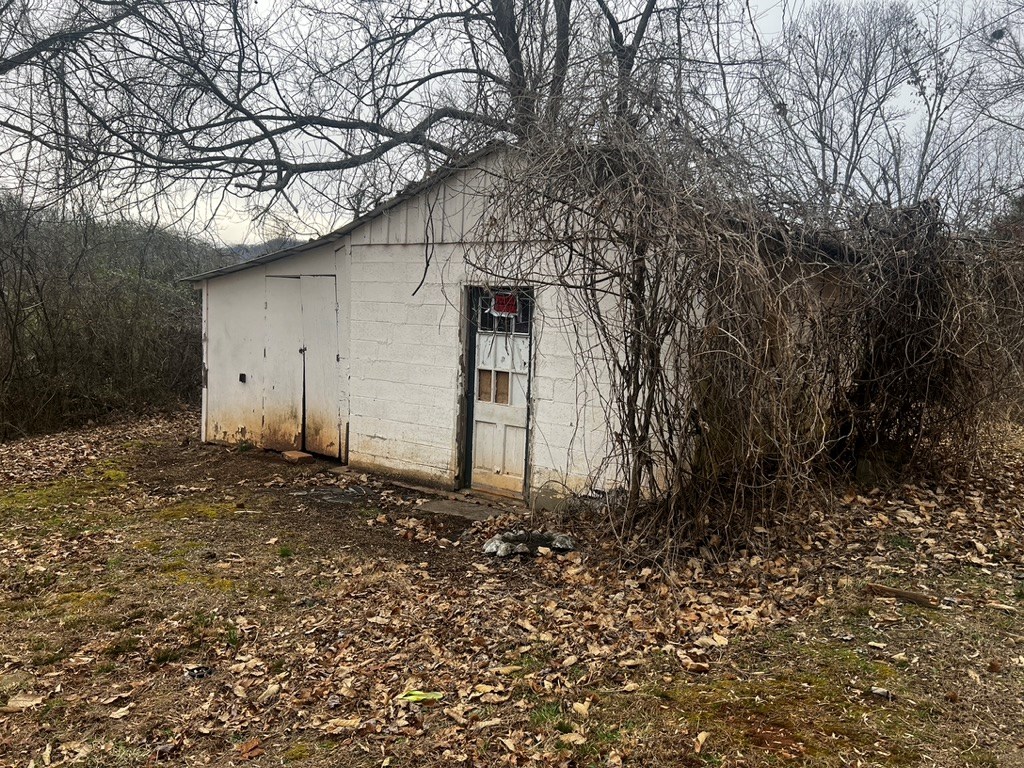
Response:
[191,156,606,502]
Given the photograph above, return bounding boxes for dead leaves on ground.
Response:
[1,415,1024,766]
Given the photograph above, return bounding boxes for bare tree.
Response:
[3,0,731,220]
[751,0,1013,227]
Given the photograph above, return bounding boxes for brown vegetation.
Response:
[0,198,226,438]
[472,135,1024,555]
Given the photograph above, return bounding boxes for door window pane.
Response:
[477,369,493,402]
[478,290,532,336]
[479,299,495,332]
[494,371,510,404]
[513,294,532,335]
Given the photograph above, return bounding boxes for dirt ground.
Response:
[2,411,1024,767]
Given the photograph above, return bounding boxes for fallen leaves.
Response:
[396,690,443,703]
[571,699,591,718]
[235,737,264,760]
[2,413,1024,767]
[108,703,133,719]
[1,692,44,712]
[320,717,361,733]
[694,730,710,753]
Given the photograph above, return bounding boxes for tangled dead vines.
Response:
[467,131,1024,558]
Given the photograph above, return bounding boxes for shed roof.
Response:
[186,145,501,282]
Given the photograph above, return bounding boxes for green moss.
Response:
[622,641,922,767]
[155,500,234,521]
[283,743,314,762]
[53,589,116,610]
[89,467,128,483]
[0,478,105,513]
[168,571,235,592]
[208,577,235,592]
[159,558,187,573]
[134,539,161,554]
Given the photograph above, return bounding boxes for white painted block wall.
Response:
[201,160,612,499]
[344,242,465,486]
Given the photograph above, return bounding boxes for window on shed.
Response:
[478,290,532,335]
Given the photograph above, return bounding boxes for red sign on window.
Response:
[493,293,518,317]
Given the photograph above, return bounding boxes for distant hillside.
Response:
[222,237,302,263]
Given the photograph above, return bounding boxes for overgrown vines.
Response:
[468,131,1024,558]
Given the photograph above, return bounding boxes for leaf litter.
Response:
[0,412,1022,766]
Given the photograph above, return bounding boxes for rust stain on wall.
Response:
[262,408,302,452]
[303,414,340,458]
[210,421,258,446]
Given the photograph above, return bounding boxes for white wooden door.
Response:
[470,290,531,495]
[263,275,342,457]
[263,277,303,451]
[300,276,342,458]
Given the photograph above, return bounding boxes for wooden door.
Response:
[300,276,342,458]
[263,277,303,451]
[263,275,342,457]
[469,289,532,495]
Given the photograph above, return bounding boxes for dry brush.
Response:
[468,133,1024,557]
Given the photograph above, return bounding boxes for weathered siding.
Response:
[528,289,612,497]
[202,241,348,459]
[204,268,266,445]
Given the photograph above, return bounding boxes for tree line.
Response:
[0,195,227,438]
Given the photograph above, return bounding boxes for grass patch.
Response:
[104,633,142,657]
[151,646,182,665]
[283,742,313,761]
[0,477,111,514]
[530,701,572,733]
[885,533,916,551]
[154,500,234,521]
